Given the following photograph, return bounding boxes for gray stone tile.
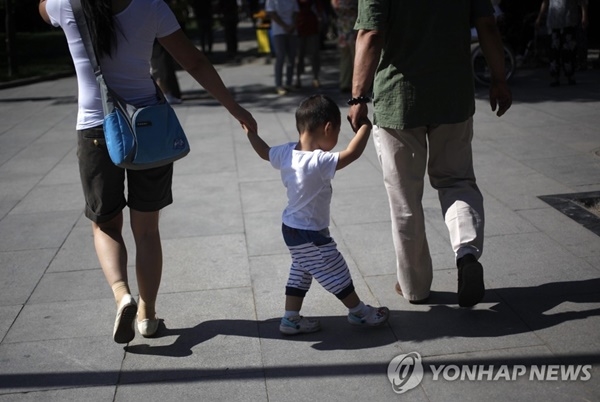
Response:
[336,222,396,277]
[121,289,262,383]
[264,370,429,402]
[115,374,268,402]
[522,154,600,188]
[482,191,540,237]
[474,145,573,210]
[339,219,455,279]
[3,298,116,343]
[37,151,80,186]
[258,319,405,401]
[0,386,115,401]
[366,273,544,356]
[249,253,295,320]
[160,173,244,239]
[0,337,124,393]
[518,206,600,259]
[239,179,287,215]
[0,305,20,341]
[0,249,59,306]
[9,182,82,215]
[483,232,600,289]
[46,217,99,273]
[500,287,600,356]
[28,268,107,304]
[0,211,80,252]
[159,234,251,293]
[243,211,287,257]
[0,139,74,177]
[330,184,392,225]
[0,172,40,219]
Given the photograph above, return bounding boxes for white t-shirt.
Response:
[265,0,299,36]
[269,142,339,231]
[46,0,180,129]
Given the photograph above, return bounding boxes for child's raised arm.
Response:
[243,124,271,161]
[336,119,373,171]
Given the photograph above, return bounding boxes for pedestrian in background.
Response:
[266,0,299,95]
[192,0,214,54]
[295,0,323,89]
[536,0,589,86]
[218,0,240,59]
[331,0,357,93]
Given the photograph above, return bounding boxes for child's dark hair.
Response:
[295,95,341,133]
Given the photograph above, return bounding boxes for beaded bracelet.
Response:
[347,96,372,105]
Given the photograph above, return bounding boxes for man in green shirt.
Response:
[348,0,512,307]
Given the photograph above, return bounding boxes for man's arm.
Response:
[474,15,512,117]
[348,29,383,131]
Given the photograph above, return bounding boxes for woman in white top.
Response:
[39,0,257,344]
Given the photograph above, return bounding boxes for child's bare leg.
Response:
[340,291,360,309]
[285,295,304,313]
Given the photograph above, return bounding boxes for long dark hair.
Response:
[81,0,117,58]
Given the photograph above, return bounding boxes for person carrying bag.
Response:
[39,0,256,344]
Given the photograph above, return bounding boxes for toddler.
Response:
[244,94,389,335]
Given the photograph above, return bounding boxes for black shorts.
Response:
[77,126,173,223]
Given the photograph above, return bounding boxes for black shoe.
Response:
[457,254,485,307]
[567,78,577,85]
[550,80,560,87]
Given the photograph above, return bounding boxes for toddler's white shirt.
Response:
[270,142,339,231]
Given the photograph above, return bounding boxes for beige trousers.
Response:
[373,118,484,301]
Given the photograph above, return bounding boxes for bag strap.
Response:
[69,0,166,109]
[70,0,101,75]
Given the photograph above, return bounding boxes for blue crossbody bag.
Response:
[71,0,190,170]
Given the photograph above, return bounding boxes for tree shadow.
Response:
[125,278,600,357]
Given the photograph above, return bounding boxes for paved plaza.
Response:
[1,22,600,401]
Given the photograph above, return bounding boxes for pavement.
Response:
[1,21,600,402]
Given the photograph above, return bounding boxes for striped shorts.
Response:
[282,224,354,299]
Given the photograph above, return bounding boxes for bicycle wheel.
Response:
[471,44,515,86]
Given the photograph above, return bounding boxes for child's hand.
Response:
[356,117,372,133]
[241,123,252,135]
[348,114,372,133]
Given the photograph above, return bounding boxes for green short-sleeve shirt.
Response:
[355,0,494,129]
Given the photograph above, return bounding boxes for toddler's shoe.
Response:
[137,316,160,338]
[348,305,389,327]
[113,294,137,344]
[279,315,320,335]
